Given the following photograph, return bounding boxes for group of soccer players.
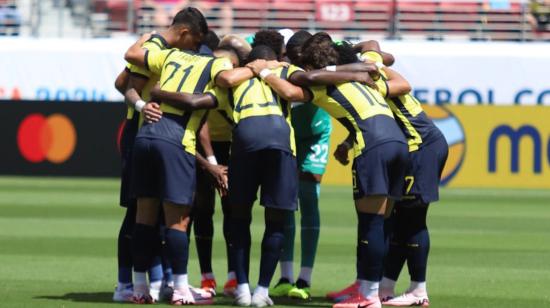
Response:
[112,6,448,308]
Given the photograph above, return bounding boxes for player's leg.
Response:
[113,201,136,302]
[227,151,260,306]
[147,211,165,302]
[270,200,295,297]
[252,149,299,307]
[193,166,217,295]
[334,142,408,308]
[380,204,407,302]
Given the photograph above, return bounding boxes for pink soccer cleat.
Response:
[332,293,381,308]
[326,281,360,302]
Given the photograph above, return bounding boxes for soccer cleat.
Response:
[288,279,311,300]
[200,278,217,296]
[171,288,196,305]
[150,285,161,302]
[160,281,175,301]
[190,286,214,304]
[270,278,293,297]
[326,281,359,302]
[378,287,395,303]
[382,292,429,307]
[251,292,274,307]
[113,284,134,302]
[132,284,155,304]
[332,294,381,308]
[234,289,252,306]
[223,278,238,297]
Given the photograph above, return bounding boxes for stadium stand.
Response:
[6,0,550,41]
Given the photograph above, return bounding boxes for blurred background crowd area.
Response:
[0,0,548,41]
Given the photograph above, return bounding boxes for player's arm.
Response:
[383,67,411,97]
[334,134,355,166]
[124,33,153,68]
[214,61,288,88]
[125,76,163,123]
[150,87,218,111]
[289,68,377,89]
[114,68,130,95]
[353,40,395,66]
[198,122,216,162]
[247,60,311,102]
[196,151,228,196]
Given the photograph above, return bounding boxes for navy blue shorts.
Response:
[399,135,449,206]
[353,141,410,200]
[119,119,138,207]
[228,149,298,210]
[131,137,196,206]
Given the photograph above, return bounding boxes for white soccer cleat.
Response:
[383,292,429,307]
[234,289,252,306]
[378,288,395,303]
[150,285,161,302]
[190,285,214,304]
[251,292,274,307]
[113,284,134,302]
[171,288,195,306]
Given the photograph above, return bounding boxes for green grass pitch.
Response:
[1,176,549,307]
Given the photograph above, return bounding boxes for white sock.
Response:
[408,281,427,295]
[298,267,313,285]
[202,272,215,280]
[280,261,294,282]
[134,272,148,289]
[227,271,236,281]
[359,280,379,298]
[253,286,269,297]
[236,283,250,295]
[117,282,133,289]
[150,280,162,291]
[174,274,189,290]
[380,277,396,291]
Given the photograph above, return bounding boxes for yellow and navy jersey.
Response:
[309,81,406,158]
[208,65,303,156]
[206,86,234,142]
[136,48,233,155]
[363,51,444,152]
[125,34,170,122]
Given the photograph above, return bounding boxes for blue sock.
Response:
[132,223,157,272]
[118,204,135,284]
[193,210,214,274]
[299,180,320,268]
[383,207,406,281]
[149,256,164,283]
[159,224,173,283]
[165,228,189,275]
[281,210,295,262]
[405,206,430,282]
[221,201,235,274]
[229,216,252,284]
[358,212,385,281]
[258,218,285,287]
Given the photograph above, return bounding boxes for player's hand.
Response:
[246,59,269,75]
[352,72,378,90]
[206,164,228,197]
[143,102,162,123]
[334,142,351,166]
[266,60,289,69]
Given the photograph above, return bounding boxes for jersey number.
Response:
[309,144,328,163]
[162,62,194,91]
[351,82,389,109]
[404,175,415,195]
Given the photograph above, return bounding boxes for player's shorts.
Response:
[119,118,138,207]
[296,129,331,176]
[398,135,449,207]
[353,141,410,200]
[228,149,298,210]
[131,137,196,206]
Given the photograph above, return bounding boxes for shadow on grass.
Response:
[34,292,113,304]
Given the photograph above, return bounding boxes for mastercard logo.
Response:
[17,113,77,164]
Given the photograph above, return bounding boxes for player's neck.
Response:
[161,30,179,48]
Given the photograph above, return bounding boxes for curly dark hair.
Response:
[286,30,312,66]
[334,41,359,65]
[299,32,340,69]
[202,30,220,51]
[252,30,284,60]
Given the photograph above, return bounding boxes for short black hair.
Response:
[252,30,284,59]
[215,45,242,66]
[172,7,208,36]
[246,45,277,64]
[286,30,312,66]
[334,41,359,65]
[203,30,220,50]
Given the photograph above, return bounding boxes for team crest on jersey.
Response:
[423,105,465,186]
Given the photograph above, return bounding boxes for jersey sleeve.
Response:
[308,85,327,105]
[361,50,384,64]
[145,49,174,75]
[375,78,389,98]
[127,63,152,79]
[205,84,229,110]
[210,57,234,80]
[286,64,305,79]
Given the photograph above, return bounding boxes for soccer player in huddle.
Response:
[253,33,410,308]
[122,7,266,305]
[112,9,212,302]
